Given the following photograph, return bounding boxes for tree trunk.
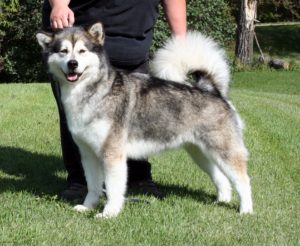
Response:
[235,0,257,64]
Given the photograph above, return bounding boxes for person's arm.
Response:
[49,0,75,30]
[162,0,187,39]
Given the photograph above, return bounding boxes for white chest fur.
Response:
[60,83,111,152]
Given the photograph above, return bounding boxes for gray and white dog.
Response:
[36,23,253,218]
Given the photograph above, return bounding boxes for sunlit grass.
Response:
[0,72,299,245]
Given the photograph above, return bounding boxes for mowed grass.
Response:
[255,24,300,59]
[255,24,300,68]
[0,71,299,245]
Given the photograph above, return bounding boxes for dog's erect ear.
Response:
[36,32,53,50]
[88,22,105,45]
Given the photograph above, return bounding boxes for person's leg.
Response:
[50,80,87,201]
[114,60,165,199]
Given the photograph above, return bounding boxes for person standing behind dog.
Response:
[41,0,187,201]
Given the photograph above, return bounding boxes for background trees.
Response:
[233,0,300,65]
[235,0,258,65]
[258,0,300,22]
[0,0,43,82]
[227,0,300,22]
[0,0,299,82]
[0,0,236,83]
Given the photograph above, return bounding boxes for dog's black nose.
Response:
[68,60,78,70]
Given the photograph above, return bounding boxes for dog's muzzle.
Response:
[66,60,81,82]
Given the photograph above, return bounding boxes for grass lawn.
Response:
[0,71,299,245]
[255,24,300,69]
[226,24,300,70]
[256,24,300,59]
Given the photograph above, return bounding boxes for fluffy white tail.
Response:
[151,31,230,98]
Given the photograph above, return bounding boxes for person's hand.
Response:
[50,4,75,31]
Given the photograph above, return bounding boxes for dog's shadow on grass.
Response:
[0,146,236,211]
[127,183,237,212]
[0,146,65,197]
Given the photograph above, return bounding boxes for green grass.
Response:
[255,24,300,68]
[227,24,300,70]
[256,24,300,59]
[0,71,300,245]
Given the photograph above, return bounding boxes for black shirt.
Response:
[42,0,160,67]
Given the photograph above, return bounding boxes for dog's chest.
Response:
[69,111,111,151]
[62,88,111,150]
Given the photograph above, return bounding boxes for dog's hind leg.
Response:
[74,144,104,213]
[185,144,232,203]
[217,151,253,214]
[95,146,127,219]
[202,136,253,214]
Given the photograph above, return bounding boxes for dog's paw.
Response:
[95,206,122,219]
[239,195,253,215]
[73,204,92,213]
[95,211,118,219]
[216,194,232,203]
[216,188,232,203]
[95,213,108,219]
[239,206,253,215]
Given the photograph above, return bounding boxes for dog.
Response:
[36,23,253,218]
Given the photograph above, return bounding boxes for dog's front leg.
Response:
[74,144,104,213]
[95,149,127,219]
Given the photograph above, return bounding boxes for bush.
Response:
[258,0,300,22]
[0,0,46,83]
[226,0,300,23]
[153,0,236,51]
[0,0,236,83]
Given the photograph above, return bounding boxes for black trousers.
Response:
[51,61,152,186]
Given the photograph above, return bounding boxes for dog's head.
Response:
[36,23,105,84]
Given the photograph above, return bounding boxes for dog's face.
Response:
[36,23,105,84]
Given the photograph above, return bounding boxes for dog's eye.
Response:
[79,49,86,54]
[60,49,68,54]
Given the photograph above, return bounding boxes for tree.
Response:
[258,0,300,22]
[0,0,236,82]
[235,0,258,64]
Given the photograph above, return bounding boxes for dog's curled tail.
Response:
[151,31,230,98]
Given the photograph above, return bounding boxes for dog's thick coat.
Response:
[37,23,253,218]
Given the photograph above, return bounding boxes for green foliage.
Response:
[232,24,300,72]
[226,0,300,23]
[187,0,236,44]
[0,0,20,74]
[255,24,300,70]
[0,0,46,83]
[153,0,236,52]
[0,0,236,83]
[258,0,300,22]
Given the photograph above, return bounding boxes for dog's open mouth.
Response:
[66,72,82,82]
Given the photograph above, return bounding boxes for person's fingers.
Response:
[53,19,63,29]
[51,17,73,31]
[51,20,58,30]
[50,8,75,31]
[61,16,70,28]
[51,19,64,31]
[68,11,75,27]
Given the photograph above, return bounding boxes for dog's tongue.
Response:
[67,73,78,82]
